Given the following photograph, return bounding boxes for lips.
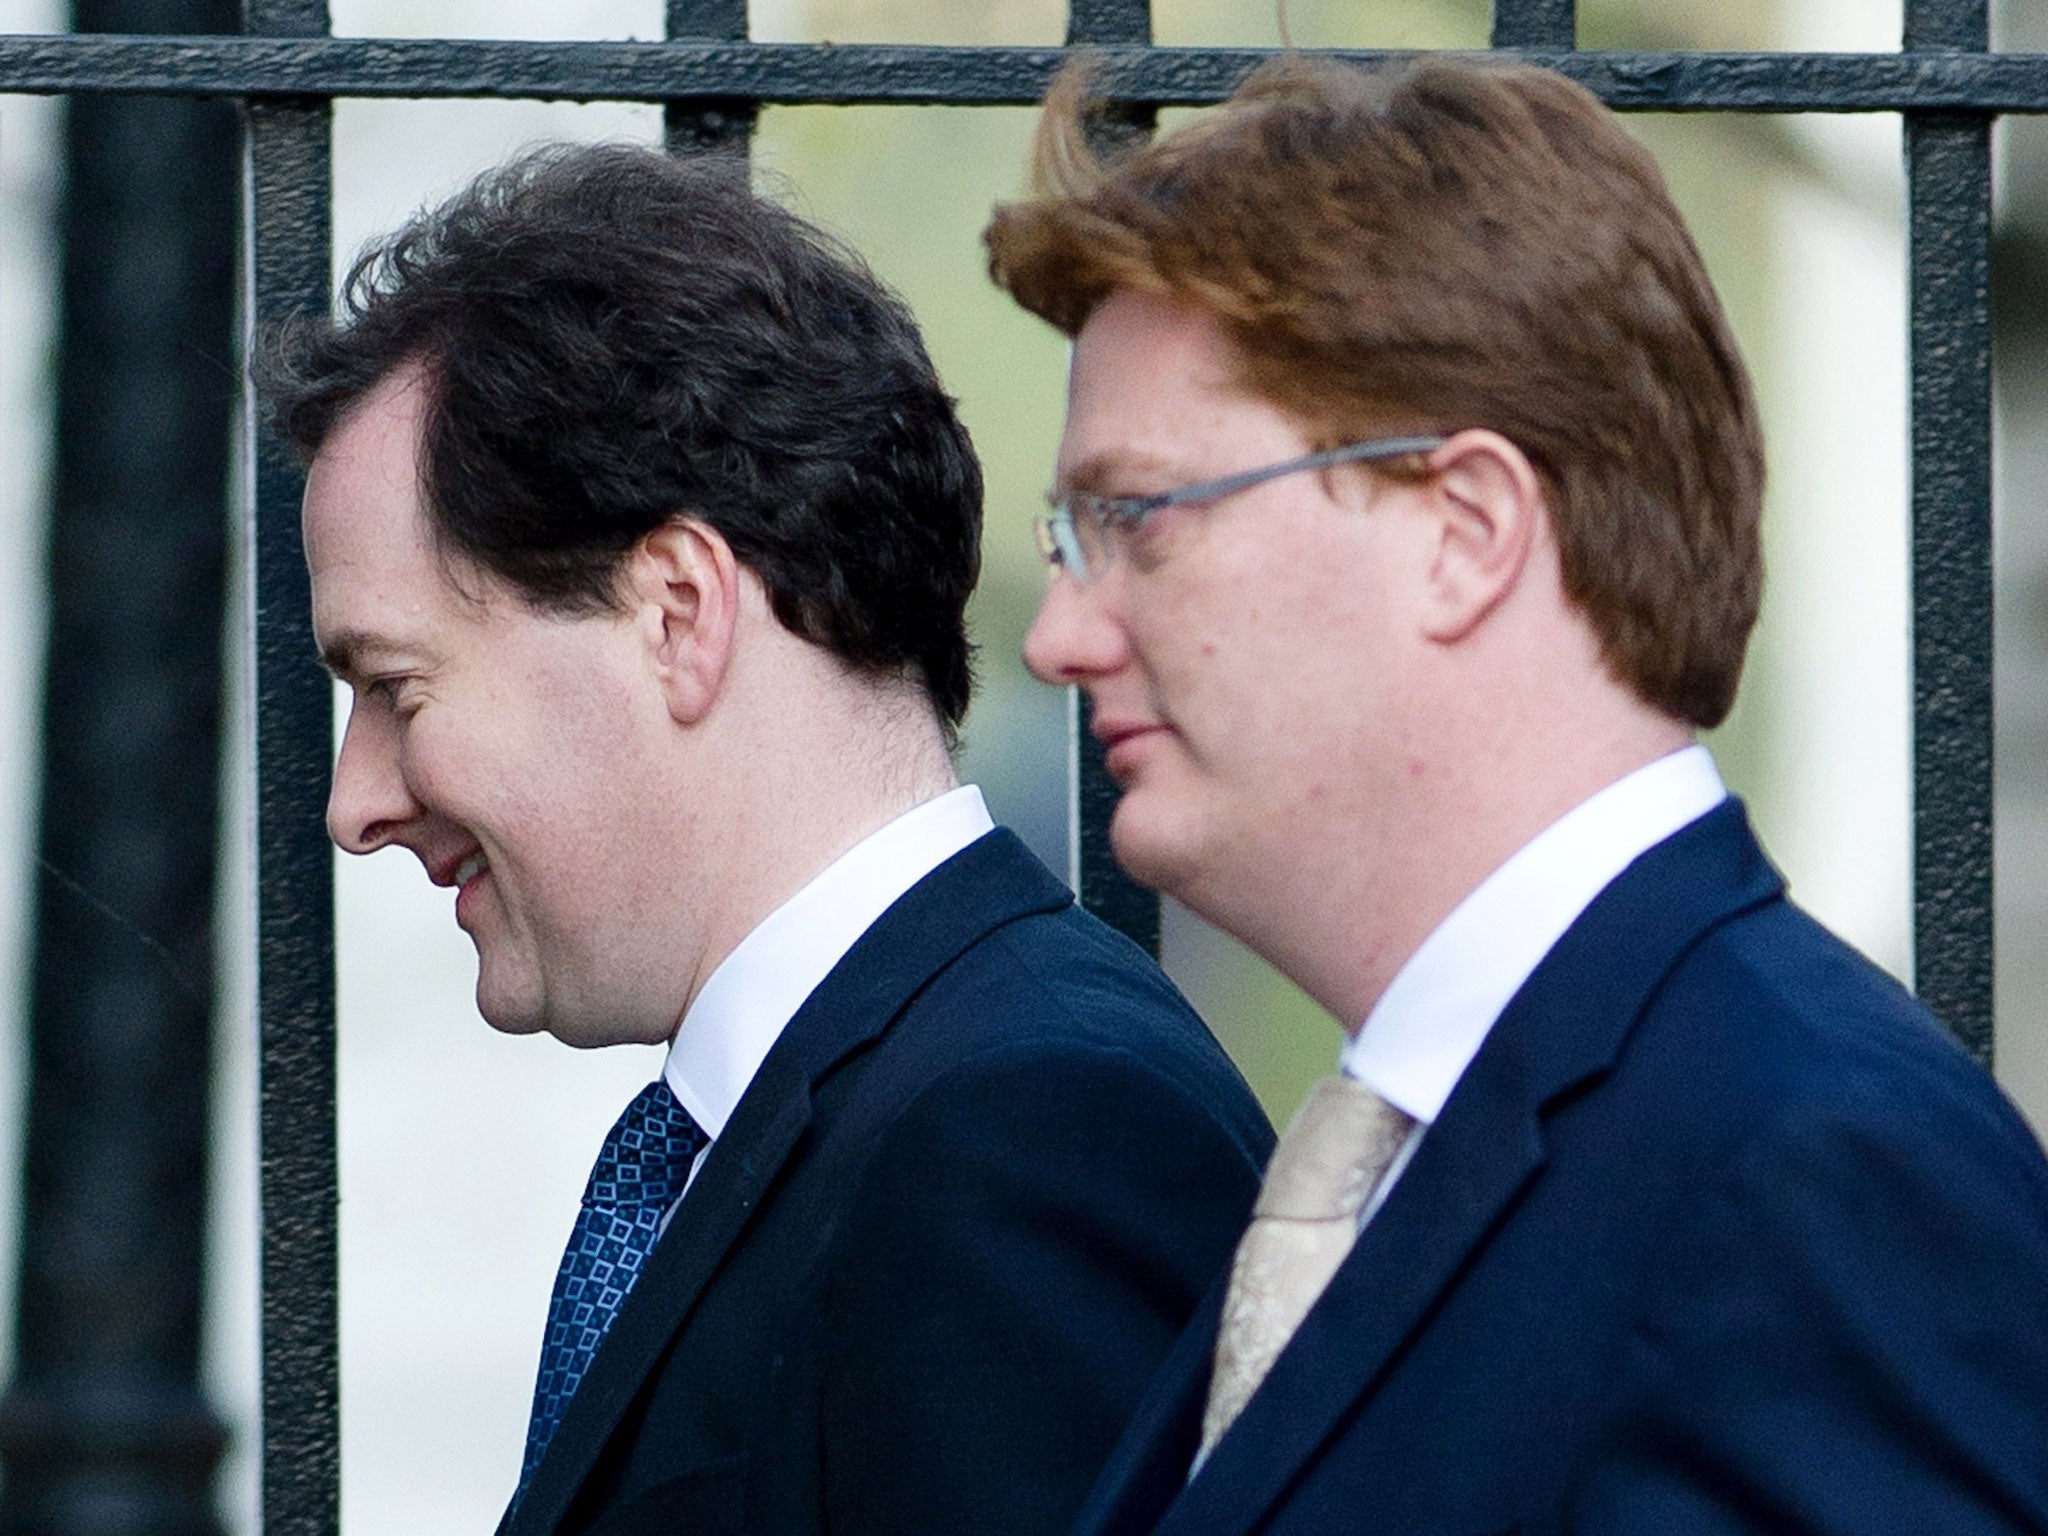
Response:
[427,846,489,889]
[427,847,492,935]
[451,853,491,932]
[1094,720,1170,783]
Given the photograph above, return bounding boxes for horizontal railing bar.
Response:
[0,35,2046,112]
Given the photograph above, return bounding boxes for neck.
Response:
[665,669,959,1025]
[1202,694,1692,1033]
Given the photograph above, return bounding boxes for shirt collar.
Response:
[661,784,995,1140]
[1340,745,1726,1125]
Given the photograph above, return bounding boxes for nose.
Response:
[326,697,420,854]
[1022,570,1129,687]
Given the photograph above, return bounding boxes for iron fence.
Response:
[0,0,2026,1528]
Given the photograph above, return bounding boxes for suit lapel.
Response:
[1152,802,1783,1536]
[509,830,1074,1535]
[1166,1070,1548,1536]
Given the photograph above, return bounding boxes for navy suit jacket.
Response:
[499,828,1274,1536]
[1071,801,2048,1536]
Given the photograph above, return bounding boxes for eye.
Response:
[1115,497,1184,571]
[361,675,415,713]
[1095,494,1155,532]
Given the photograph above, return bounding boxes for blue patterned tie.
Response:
[516,1079,708,1498]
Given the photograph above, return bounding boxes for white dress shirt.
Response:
[1338,745,1728,1226]
[659,784,995,1195]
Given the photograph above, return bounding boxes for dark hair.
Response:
[265,142,982,730]
[987,56,1764,729]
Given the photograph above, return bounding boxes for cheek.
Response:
[1184,573,1384,765]
[514,661,671,869]
[1123,562,1234,681]
[494,625,648,775]
[389,712,464,810]
[1133,570,1286,714]
[395,679,614,852]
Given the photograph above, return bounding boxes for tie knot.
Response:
[1253,1074,1413,1223]
[584,1080,707,1210]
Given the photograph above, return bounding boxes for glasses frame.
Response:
[1037,434,1449,582]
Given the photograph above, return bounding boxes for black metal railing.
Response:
[0,0,2024,1528]
[242,9,336,1534]
[1,34,2046,109]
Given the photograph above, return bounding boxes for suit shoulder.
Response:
[902,898,1264,1112]
[1637,896,2048,1203]
[812,914,1272,1359]
[807,896,1273,1204]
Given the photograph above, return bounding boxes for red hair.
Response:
[986,55,1765,728]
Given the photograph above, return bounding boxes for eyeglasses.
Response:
[1036,434,1447,583]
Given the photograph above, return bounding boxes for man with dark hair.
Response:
[987,56,2048,1535]
[270,141,1271,1536]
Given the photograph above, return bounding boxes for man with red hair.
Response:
[989,55,2048,1535]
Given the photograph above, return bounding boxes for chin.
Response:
[485,983,677,1050]
[473,962,553,1039]
[476,992,547,1038]
[1107,796,1202,906]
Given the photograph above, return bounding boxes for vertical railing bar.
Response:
[241,1,337,1530]
[1066,0,1152,44]
[664,0,754,157]
[1062,0,1160,957]
[1904,0,1990,52]
[1904,0,1994,1062]
[1490,0,1576,50]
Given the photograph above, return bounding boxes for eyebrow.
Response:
[312,628,394,683]
[1052,448,1183,498]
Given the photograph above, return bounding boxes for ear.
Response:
[623,518,742,725]
[1416,429,1547,644]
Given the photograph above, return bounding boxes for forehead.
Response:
[301,365,472,671]
[1060,290,1314,486]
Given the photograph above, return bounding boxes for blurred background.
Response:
[0,0,2043,1530]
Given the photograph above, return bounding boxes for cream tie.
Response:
[1200,1074,1415,1455]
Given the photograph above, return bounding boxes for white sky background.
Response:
[0,0,2041,1532]
[1746,1,1911,988]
